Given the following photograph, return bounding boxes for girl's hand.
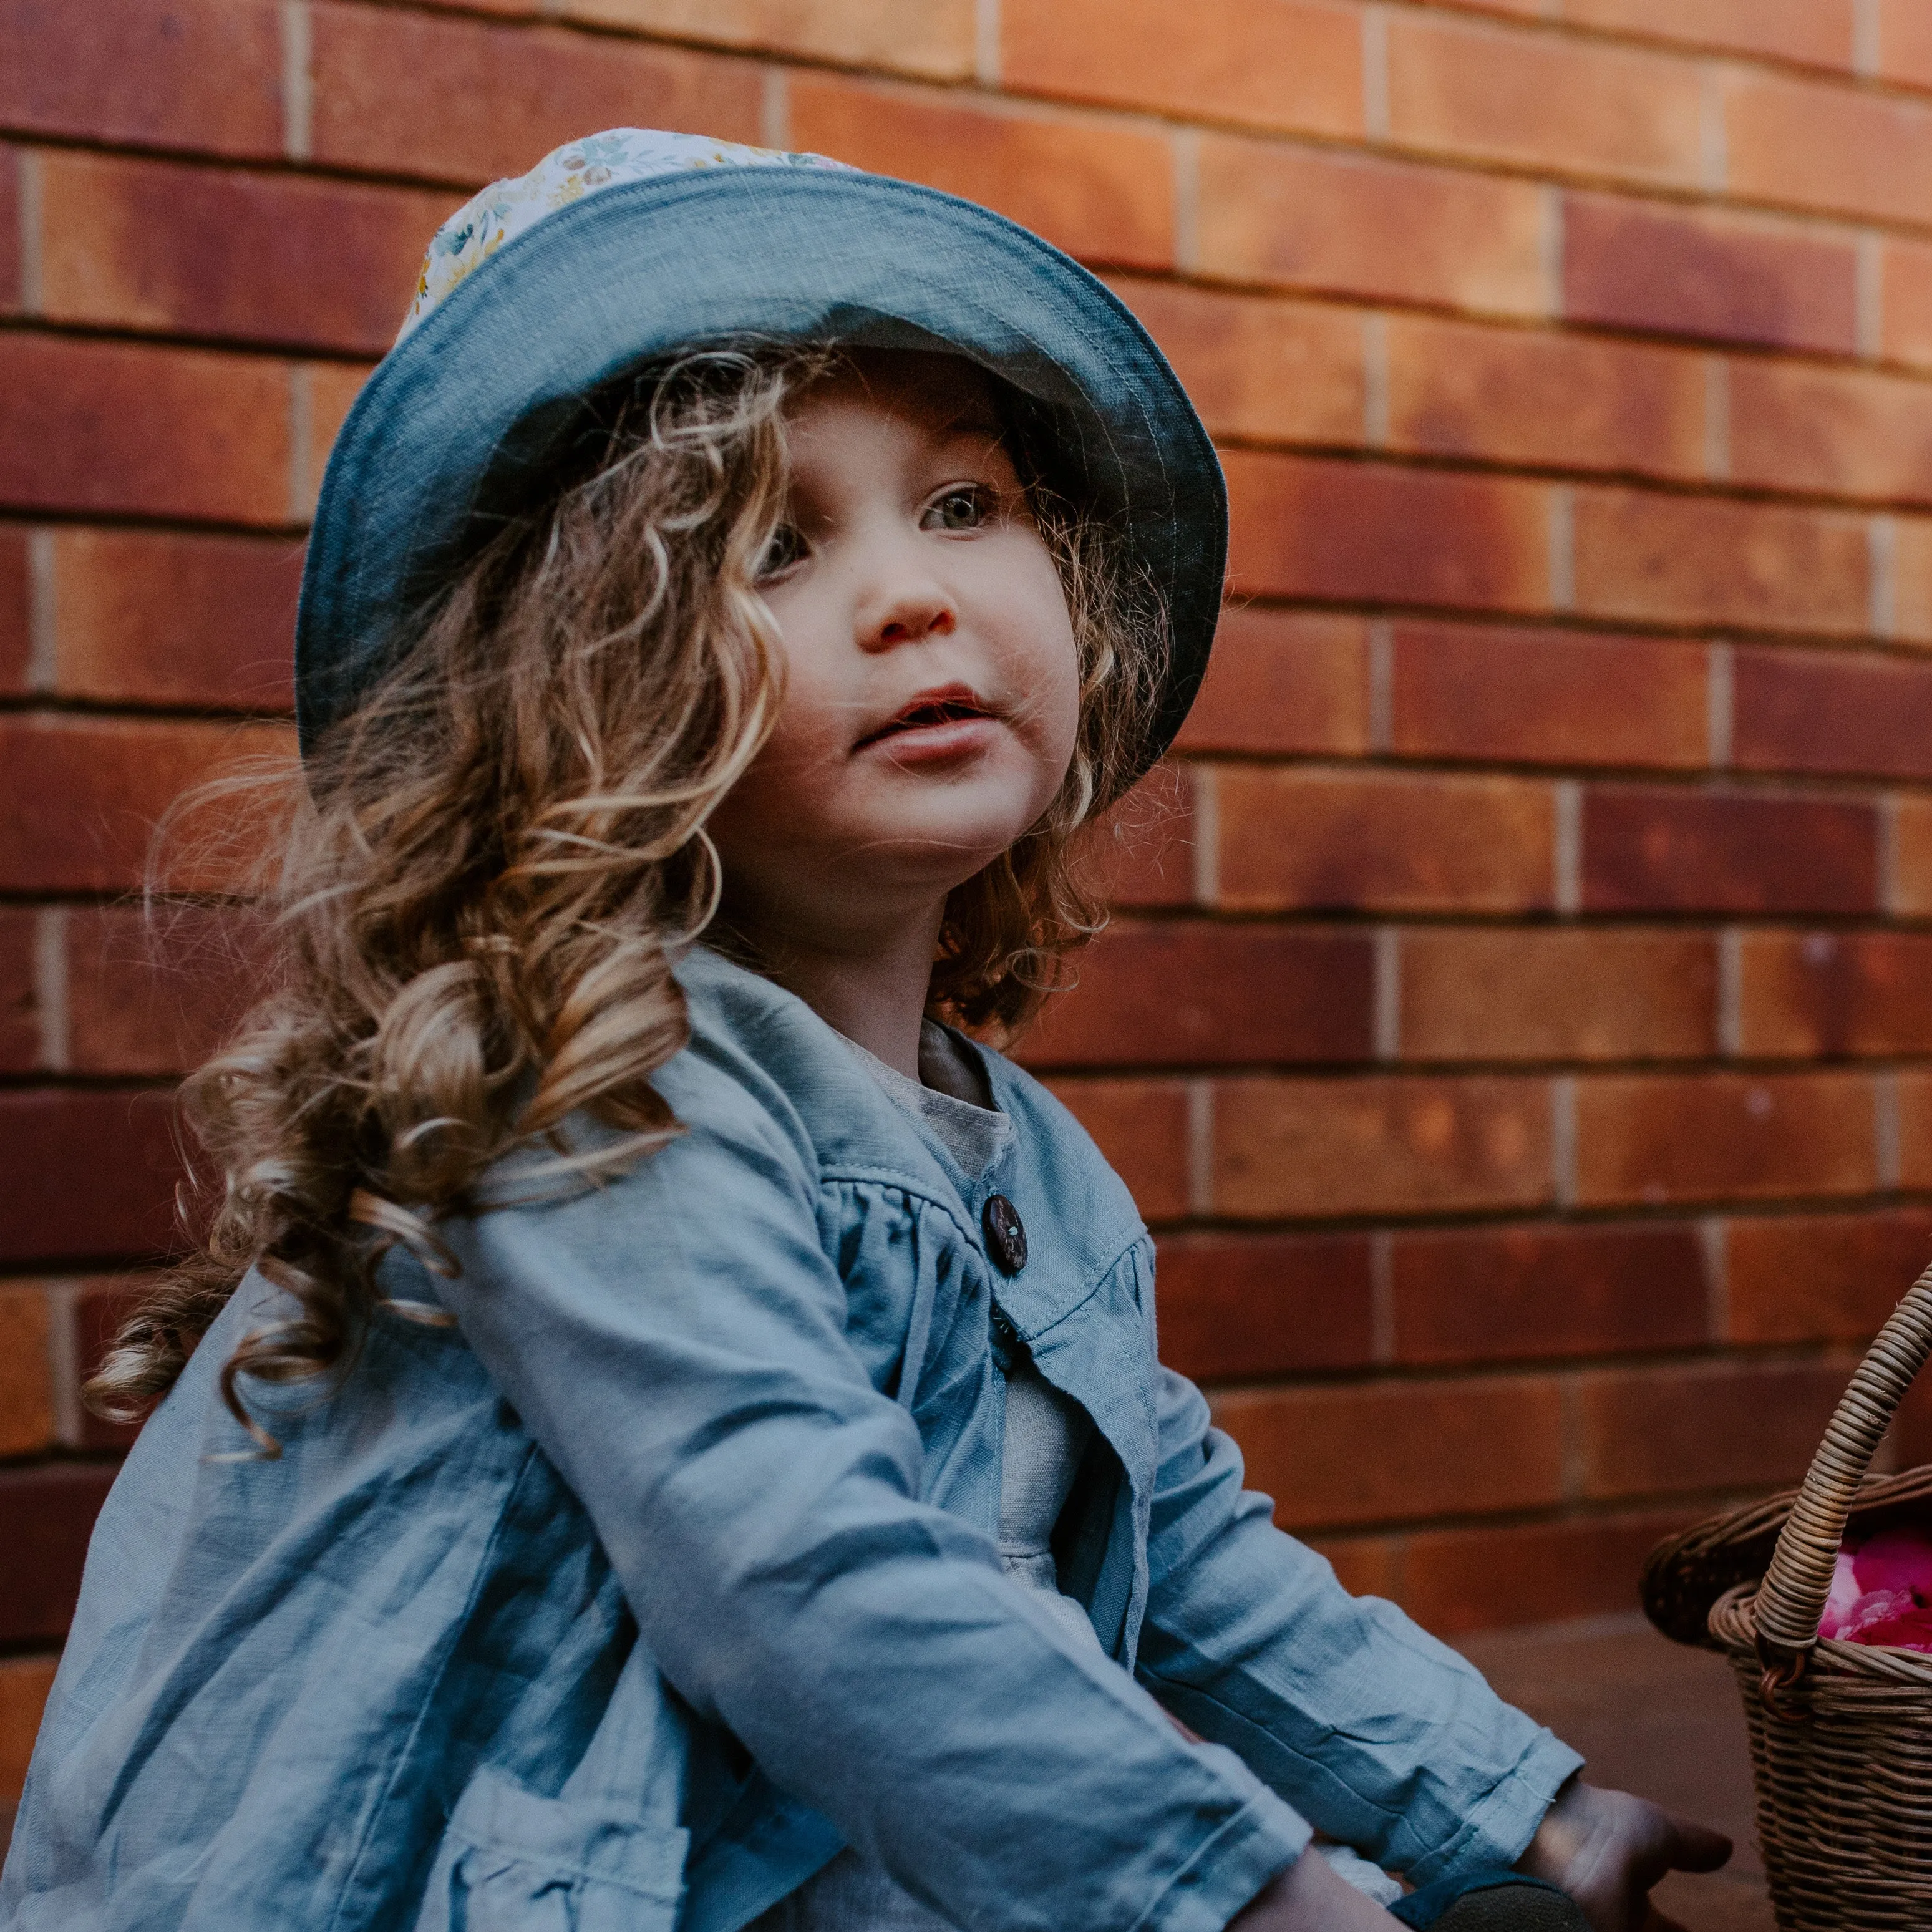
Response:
[1228,1848,1405,1932]
[1515,1778,1732,1931]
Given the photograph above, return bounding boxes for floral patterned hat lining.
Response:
[402,130,852,342]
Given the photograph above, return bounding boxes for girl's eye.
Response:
[757,523,807,580]
[924,486,989,533]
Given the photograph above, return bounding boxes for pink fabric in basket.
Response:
[1818,1528,1932,1651]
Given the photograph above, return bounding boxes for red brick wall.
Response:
[8,0,1932,1800]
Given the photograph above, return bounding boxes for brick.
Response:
[1213,1374,1566,1531]
[1581,785,1877,915]
[1306,1534,1402,1603]
[1896,1070,1932,1189]
[1895,795,1932,916]
[1384,314,1705,482]
[73,1277,147,1451]
[1214,768,1555,914]
[0,1283,53,1455]
[0,1464,117,1646]
[1153,1231,1374,1382]
[1172,609,1370,757]
[1019,923,1374,1069]
[0,336,291,525]
[37,153,452,357]
[0,523,26,694]
[1389,623,1708,769]
[1106,279,1364,448]
[1732,647,1932,782]
[0,1653,58,1806]
[1883,238,1932,374]
[0,0,283,157]
[0,1089,187,1266]
[1560,0,1854,71]
[789,78,1172,269]
[0,907,34,1071]
[1224,452,1550,613]
[1002,0,1360,139]
[1725,72,1932,230]
[0,716,293,894]
[1881,2,1932,92]
[49,530,299,711]
[1563,195,1858,356]
[1194,135,1546,317]
[1399,928,1719,1062]
[64,906,263,1077]
[1386,13,1703,187]
[301,362,373,519]
[1577,1359,1850,1500]
[1086,761,1195,910]
[1393,1221,1708,1366]
[1045,1078,1190,1221]
[1573,1071,1878,1208]
[1726,1210,1932,1344]
[1896,515,1932,649]
[1212,1075,1552,1218]
[1571,488,1871,637]
[1739,931,1932,1057]
[559,0,974,79]
[1401,1510,1697,1636]
[1729,360,1932,508]
[310,4,762,187]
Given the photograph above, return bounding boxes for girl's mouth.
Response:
[855,685,999,759]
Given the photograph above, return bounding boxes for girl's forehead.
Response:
[786,349,1004,441]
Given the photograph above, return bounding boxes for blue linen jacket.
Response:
[0,946,1580,1932]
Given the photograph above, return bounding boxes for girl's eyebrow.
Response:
[931,405,1005,442]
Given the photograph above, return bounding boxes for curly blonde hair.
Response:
[89,347,1168,1442]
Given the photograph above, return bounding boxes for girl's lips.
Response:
[854,684,1001,762]
[864,712,1001,766]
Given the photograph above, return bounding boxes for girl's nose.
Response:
[859,578,958,653]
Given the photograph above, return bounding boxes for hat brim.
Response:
[297,168,1225,775]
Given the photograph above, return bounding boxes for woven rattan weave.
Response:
[1641,1264,1932,1929]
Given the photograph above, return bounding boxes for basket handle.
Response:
[1754,1262,1932,1663]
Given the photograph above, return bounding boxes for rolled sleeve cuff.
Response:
[1137,1779,1311,1932]
[1406,1728,1585,1890]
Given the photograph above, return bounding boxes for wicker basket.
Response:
[1641,1263,1932,1929]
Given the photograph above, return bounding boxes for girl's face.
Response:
[708,351,1082,949]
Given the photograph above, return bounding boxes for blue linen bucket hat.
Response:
[296,129,1226,775]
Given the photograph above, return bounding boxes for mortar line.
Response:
[1705,640,1732,769]
[16,149,42,316]
[1699,1216,1729,1346]
[1190,762,1218,907]
[1369,1230,1395,1365]
[1362,313,1390,449]
[1373,925,1400,1062]
[975,0,1001,86]
[35,903,68,1072]
[1186,1079,1214,1219]
[46,1277,83,1450]
[760,67,790,148]
[280,1,313,163]
[1717,926,1742,1059]
[26,528,57,693]
[1550,1074,1577,1210]
[1172,129,1200,276]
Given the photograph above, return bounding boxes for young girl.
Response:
[1,131,1727,1932]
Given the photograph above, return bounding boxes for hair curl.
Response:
[88,347,1168,1444]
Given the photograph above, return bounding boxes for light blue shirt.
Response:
[0,946,1580,1931]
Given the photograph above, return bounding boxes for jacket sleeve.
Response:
[434,1052,1309,1932]
[1132,1366,1583,1888]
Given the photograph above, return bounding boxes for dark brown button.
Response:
[982,1193,1027,1274]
